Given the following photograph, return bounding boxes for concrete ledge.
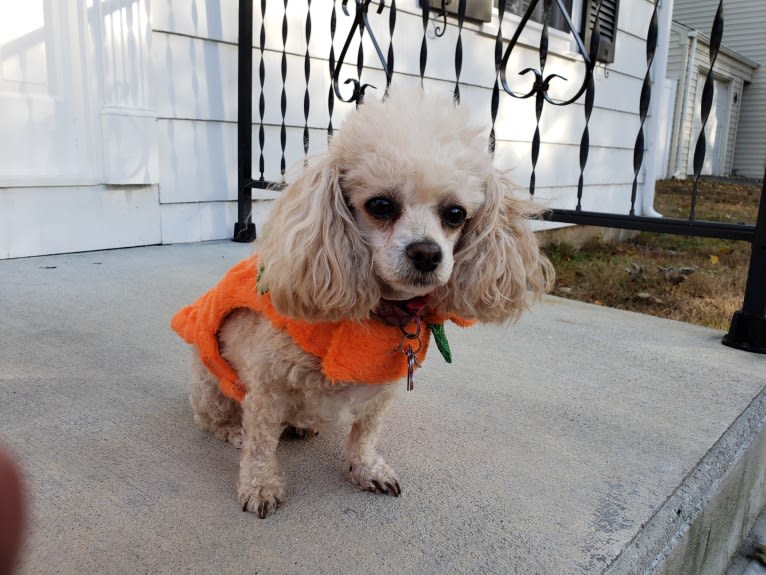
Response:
[0,241,764,574]
[609,388,766,575]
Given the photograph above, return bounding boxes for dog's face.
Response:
[260,88,552,323]
[334,89,495,302]
[342,164,486,301]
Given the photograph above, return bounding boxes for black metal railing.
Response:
[233,0,765,353]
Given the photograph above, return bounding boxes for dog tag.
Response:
[405,346,416,391]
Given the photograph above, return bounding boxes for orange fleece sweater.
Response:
[171,255,471,402]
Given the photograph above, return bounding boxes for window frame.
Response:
[498,0,577,33]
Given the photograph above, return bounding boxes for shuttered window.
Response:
[437,1,585,35]
[435,1,619,62]
[582,0,620,63]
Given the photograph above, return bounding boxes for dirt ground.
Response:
[542,178,762,331]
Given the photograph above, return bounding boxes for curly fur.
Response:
[186,88,553,517]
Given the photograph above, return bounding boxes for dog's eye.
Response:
[441,206,467,228]
[365,197,400,221]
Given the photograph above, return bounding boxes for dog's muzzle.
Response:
[406,240,442,273]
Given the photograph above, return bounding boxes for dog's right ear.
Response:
[259,157,380,322]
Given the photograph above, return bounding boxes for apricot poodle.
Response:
[172,88,553,517]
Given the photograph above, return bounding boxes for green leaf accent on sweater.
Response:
[428,323,452,363]
[257,265,268,294]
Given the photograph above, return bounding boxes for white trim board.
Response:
[0,185,161,259]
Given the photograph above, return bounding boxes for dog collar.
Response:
[372,295,452,391]
[371,295,430,329]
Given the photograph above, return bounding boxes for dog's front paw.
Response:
[348,458,401,496]
[238,482,285,518]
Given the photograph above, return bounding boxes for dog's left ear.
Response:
[259,156,379,321]
[435,170,554,323]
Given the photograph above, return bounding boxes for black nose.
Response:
[406,240,442,273]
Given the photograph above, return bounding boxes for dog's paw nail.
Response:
[239,486,284,517]
[245,497,280,518]
[257,501,273,519]
[349,459,400,496]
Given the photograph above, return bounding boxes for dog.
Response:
[172,89,553,518]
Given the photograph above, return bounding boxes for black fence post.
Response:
[233,0,257,243]
[723,170,766,353]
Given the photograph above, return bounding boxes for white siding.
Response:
[0,0,163,259]
[0,2,97,186]
[674,0,766,178]
[0,0,669,258]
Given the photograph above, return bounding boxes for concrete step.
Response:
[1,241,764,574]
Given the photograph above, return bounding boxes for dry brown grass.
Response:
[542,179,761,331]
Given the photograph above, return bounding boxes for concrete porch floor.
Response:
[1,240,765,575]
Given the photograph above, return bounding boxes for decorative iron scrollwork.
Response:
[495,0,603,194]
[498,0,596,106]
[433,0,452,38]
[331,0,392,104]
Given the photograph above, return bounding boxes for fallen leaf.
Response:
[709,254,720,265]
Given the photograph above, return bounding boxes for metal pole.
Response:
[233,0,256,242]
[723,168,766,353]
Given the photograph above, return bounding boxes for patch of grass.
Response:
[542,178,760,331]
[653,178,760,223]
